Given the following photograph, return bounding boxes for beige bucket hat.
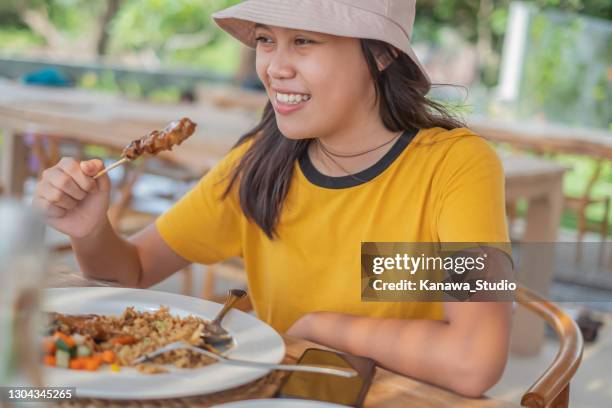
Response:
[212,0,430,84]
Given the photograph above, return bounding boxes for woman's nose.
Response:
[266,48,296,80]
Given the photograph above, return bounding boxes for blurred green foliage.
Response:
[0,0,609,115]
[0,28,44,50]
[0,0,243,72]
[0,0,108,39]
[518,11,611,129]
[1,0,609,80]
[107,0,241,68]
[415,0,611,86]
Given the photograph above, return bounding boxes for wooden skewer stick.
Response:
[93,157,131,180]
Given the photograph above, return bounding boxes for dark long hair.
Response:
[223,39,466,239]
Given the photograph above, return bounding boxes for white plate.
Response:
[213,399,349,408]
[41,287,285,400]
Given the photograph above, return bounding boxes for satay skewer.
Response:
[93,157,130,180]
[92,117,197,180]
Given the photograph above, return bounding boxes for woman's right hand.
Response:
[33,157,111,238]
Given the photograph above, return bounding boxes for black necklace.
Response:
[314,132,402,182]
[317,142,368,183]
[317,131,402,158]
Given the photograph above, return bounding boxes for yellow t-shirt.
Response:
[155,127,509,332]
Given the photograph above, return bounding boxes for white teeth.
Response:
[276,92,311,104]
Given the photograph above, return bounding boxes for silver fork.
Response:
[131,341,357,378]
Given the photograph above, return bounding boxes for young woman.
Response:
[34,0,512,397]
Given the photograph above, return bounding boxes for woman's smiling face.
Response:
[254,25,377,140]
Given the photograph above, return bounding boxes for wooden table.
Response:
[47,266,519,407]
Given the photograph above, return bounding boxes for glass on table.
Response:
[0,199,47,392]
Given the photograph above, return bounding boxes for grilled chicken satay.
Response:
[121,117,197,160]
[94,117,197,179]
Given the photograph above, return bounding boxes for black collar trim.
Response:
[299,128,418,189]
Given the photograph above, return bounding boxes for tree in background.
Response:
[0,0,241,70]
[107,0,241,69]
[0,0,123,58]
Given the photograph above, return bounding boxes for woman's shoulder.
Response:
[411,126,502,180]
[415,126,480,146]
[414,126,498,160]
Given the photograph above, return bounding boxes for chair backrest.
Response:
[516,286,584,408]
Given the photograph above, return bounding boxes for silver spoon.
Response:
[201,289,247,346]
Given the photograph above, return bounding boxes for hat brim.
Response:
[212,0,431,85]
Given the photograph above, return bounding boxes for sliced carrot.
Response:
[42,337,56,354]
[109,335,137,345]
[43,355,56,366]
[69,358,84,370]
[101,350,116,364]
[53,331,76,348]
[91,354,104,365]
[84,357,101,371]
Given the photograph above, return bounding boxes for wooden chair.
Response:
[561,158,610,266]
[517,286,584,408]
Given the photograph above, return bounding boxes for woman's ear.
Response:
[371,43,400,71]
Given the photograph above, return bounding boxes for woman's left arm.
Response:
[288,300,511,398]
[287,247,513,398]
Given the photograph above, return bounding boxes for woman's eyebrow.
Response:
[254,23,270,30]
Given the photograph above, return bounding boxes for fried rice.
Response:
[50,306,218,374]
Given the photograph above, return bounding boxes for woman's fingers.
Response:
[33,196,67,218]
[45,167,87,201]
[35,156,111,220]
[57,157,97,195]
[80,159,110,192]
[37,183,78,210]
